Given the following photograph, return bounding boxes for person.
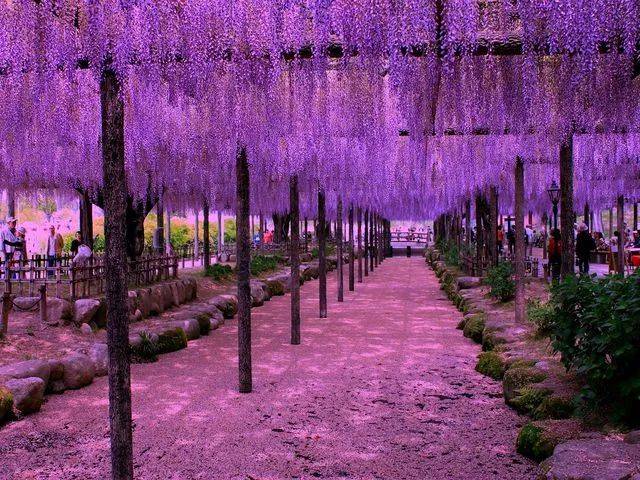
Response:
[634,231,640,249]
[46,225,64,278]
[496,225,505,254]
[548,228,562,281]
[525,225,534,255]
[253,229,261,247]
[507,226,516,255]
[1,217,24,277]
[595,232,608,252]
[575,223,596,274]
[263,229,273,244]
[12,226,27,279]
[70,231,82,256]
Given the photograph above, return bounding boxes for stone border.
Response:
[0,261,333,428]
[424,248,640,480]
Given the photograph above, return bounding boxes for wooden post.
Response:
[336,196,344,302]
[304,217,308,252]
[194,210,199,263]
[165,204,171,254]
[217,211,224,260]
[289,176,301,345]
[560,137,575,278]
[79,191,94,250]
[488,186,498,267]
[617,195,625,275]
[39,284,47,324]
[203,201,210,269]
[101,68,134,480]
[236,147,252,394]
[318,189,327,318]
[541,213,548,260]
[357,208,363,283]
[583,203,590,229]
[369,211,375,272]
[634,203,638,231]
[7,187,15,219]
[475,195,485,275]
[609,207,614,239]
[156,194,165,254]
[348,204,355,291]
[364,209,369,277]
[1,291,11,338]
[465,199,471,253]
[514,158,526,323]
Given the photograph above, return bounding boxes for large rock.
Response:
[268,274,292,293]
[171,319,200,341]
[538,437,640,480]
[169,282,181,307]
[265,279,286,297]
[0,359,51,386]
[4,377,45,414]
[160,284,175,311]
[47,297,73,325]
[0,386,14,422]
[61,353,95,390]
[250,282,267,307]
[138,288,161,317]
[210,295,238,319]
[302,265,319,281]
[457,276,482,289]
[87,343,109,377]
[74,298,101,325]
[12,296,41,311]
[127,291,139,315]
[156,327,188,353]
[46,359,65,393]
[517,419,583,462]
[184,278,198,301]
[151,286,166,314]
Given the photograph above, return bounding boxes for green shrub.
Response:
[476,351,506,380]
[510,386,552,415]
[195,313,212,336]
[526,299,556,337]
[157,327,188,353]
[485,262,515,302]
[516,423,555,462]
[533,395,575,420]
[130,331,158,363]
[549,272,640,425]
[250,255,282,276]
[0,386,14,423]
[463,313,486,343]
[311,244,336,259]
[205,264,233,281]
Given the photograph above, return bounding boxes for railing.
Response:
[0,253,178,300]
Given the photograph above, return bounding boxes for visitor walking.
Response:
[496,226,504,254]
[548,228,562,281]
[46,225,64,278]
[507,226,516,255]
[575,223,595,274]
[70,231,83,256]
[1,217,24,278]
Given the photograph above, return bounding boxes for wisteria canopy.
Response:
[1,0,639,218]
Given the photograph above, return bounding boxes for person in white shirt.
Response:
[0,217,24,278]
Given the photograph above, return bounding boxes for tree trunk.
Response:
[514,158,526,323]
[583,203,590,229]
[156,195,165,254]
[304,217,308,252]
[634,203,638,231]
[488,186,498,267]
[194,210,199,259]
[165,205,171,253]
[79,190,94,249]
[560,138,575,278]
[364,209,369,277]
[203,201,210,269]
[617,195,625,275]
[465,199,471,253]
[348,205,355,291]
[290,176,301,345]
[236,147,252,394]
[369,211,375,272]
[101,68,134,480]
[217,211,223,258]
[336,196,344,302]
[318,189,327,318]
[475,195,485,275]
[272,213,290,243]
[7,187,15,219]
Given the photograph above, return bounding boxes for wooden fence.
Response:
[0,254,178,300]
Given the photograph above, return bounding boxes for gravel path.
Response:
[0,257,536,480]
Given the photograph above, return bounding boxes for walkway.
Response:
[0,257,536,480]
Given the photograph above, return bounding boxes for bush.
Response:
[526,299,556,337]
[130,331,158,363]
[205,264,233,281]
[157,327,188,354]
[250,255,282,276]
[485,262,515,302]
[311,244,336,259]
[476,351,506,380]
[549,272,640,425]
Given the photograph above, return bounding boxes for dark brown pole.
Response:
[101,68,134,480]
[348,204,355,291]
[514,158,526,323]
[304,217,308,252]
[488,186,498,267]
[583,203,590,229]
[203,201,210,269]
[236,147,252,393]
[560,137,575,278]
[475,195,485,275]
[364,209,369,277]
[79,191,94,249]
[617,195,625,275]
[465,199,471,253]
[369,211,375,272]
[634,203,638,231]
[290,176,300,345]
[156,194,165,253]
[337,196,344,302]
[318,189,327,318]
[7,187,15,219]
[357,207,363,282]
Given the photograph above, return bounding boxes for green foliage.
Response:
[533,395,575,420]
[516,423,555,462]
[463,313,486,343]
[476,351,506,380]
[93,234,105,253]
[62,233,76,253]
[195,313,212,336]
[130,331,158,363]
[0,386,14,423]
[510,386,552,415]
[205,264,233,281]
[224,218,236,243]
[549,272,640,425]
[250,255,283,276]
[311,243,336,259]
[526,299,556,337]
[485,262,515,302]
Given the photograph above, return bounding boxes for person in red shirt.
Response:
[496,226,505,254]
[548,229,562,281]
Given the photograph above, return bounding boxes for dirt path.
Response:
[0,257,535,480]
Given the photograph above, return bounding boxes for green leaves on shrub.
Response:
[250,255,282,275]
[485,262,515,302]
[130,331,158,363]
[526,299,556,337]
[549,272,640,425]
[205,264,233,281]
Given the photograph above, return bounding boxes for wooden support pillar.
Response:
[203,201,210,269]
[560,137,575,278]
[475,195,485,275]
[101,68,134,480]
[236,147,252,394]
[165,205,171,253]
[514,158,526,323]
[364,210,369,277]
[617,195,625,275]
[79,190,94,250]
[194,210,199,260]
[217,211,223,259]
[378,214,383,263]
[336,197,344,302]
[609,207,614,239]
[348,204,355,291]
[156,195,165,254]
[289,176,300,345]
[465,199,471,252]
[357,208,363,282]
[583,203,590,229]
[488,186,498,267]
[541,213,548,260]
[634,203,638,231]
[370,211,375,271]
[7,187,15,219]
[304,217,308,252]
[318,189,327,318]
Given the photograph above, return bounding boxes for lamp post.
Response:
[547,180,561,230]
